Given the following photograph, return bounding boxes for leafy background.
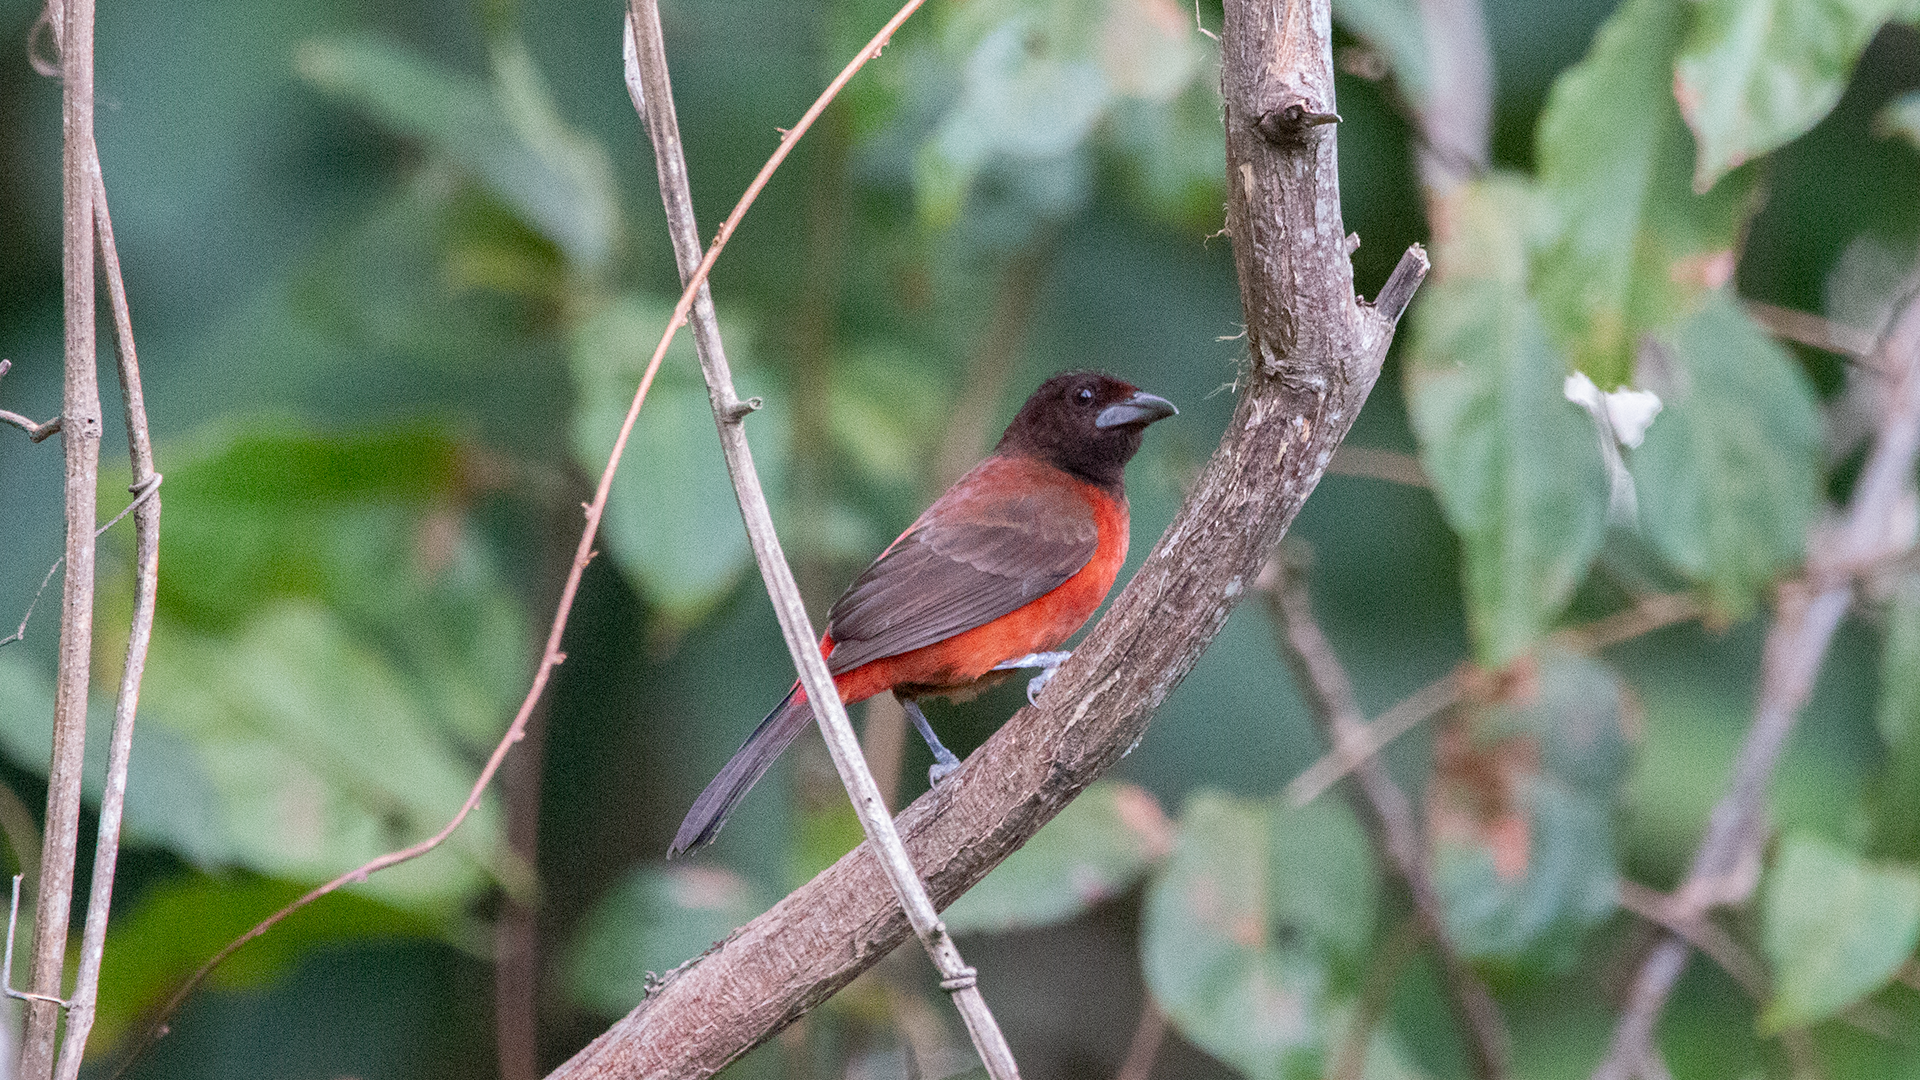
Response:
[0,0,1918,1076]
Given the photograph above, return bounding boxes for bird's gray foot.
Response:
[993,651,1071,705]
[904,700,962,784]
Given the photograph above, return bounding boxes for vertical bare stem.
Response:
[23,0,99,1071]
[622,5,1021,1076]
[1590,278,1920,1080]
[51,151,163,1080]
[1260,557,1509,1080]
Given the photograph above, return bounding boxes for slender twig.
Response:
[116,0,936,1072]
[1614,880,1763,997]
[1411,0,1491,201]
[1325,445,1428,487]
[21,0,102,1069]
[624,4,1024,1077]
[1591,276,1920,1080]
[1112,997,1169,1080]
[1285,591,1700,808]
[1283,669,1463,808]
[1260,556,1509,1080]
[1745,300,1879,362]
[0,360,63,442]
[50,142,164,1080]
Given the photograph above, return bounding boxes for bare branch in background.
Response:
[1591,274,1920,1080]
[21,0,102,1070]
[622,2,1022,1076]
[50,143,164,1080]
[1260,555,1509,1080]
[1412,0,1492,205]
[551,0,1427,1070]
[1745,299,1881,362]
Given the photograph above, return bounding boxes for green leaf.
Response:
[0,653,227,867]
[943,781,1173,934]
[569,296,783,624]
[1142,791,1377,1080]
[140,426,530,752]
[1629,292,1821,617]
[1762,834,1920,1032]
[91,874,435,1056]
[1676,0,1920,191]
[117,425,530,910]
[1333,0,1431,107]
[296,34,617,270]
[566,864,769,1016]
[1533,0,1760,387]
[1430,649,1631,975]
[1873,574,1920,856]
[1406,177,1611,668]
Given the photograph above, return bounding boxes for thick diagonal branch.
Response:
[550,0,1425,1073]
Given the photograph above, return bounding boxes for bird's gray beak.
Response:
[1095,391,1178,429]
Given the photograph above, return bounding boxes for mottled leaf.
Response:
[1629,292,1821,618]
[1676,0,1920,191]
[570,295,783,624]
[1762,834,1920,1031]
[1407,177,1611,668]
[567,864,769,1015]
[944,781,1173,934]
[1142,791,1377,1080]
[1430,650,1631,974]
[142,604,513,912]
[1534,0,1759,387]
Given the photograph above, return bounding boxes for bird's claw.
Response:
[1026,666,1058,706]
[991,650,1069,705]
[929,758,960,785]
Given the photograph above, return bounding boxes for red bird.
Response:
[671,371,1176,856]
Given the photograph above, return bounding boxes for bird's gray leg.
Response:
[903,700,962,784]
[991,651,1072,705]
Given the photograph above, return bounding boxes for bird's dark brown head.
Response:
[995,371,1177,491]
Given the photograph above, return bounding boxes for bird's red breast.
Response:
[819,453,1130,705]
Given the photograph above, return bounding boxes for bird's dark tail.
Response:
[670,685,814,857]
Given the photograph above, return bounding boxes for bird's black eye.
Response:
[1075,387,1095,404]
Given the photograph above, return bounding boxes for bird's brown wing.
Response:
[825,466,1099,675]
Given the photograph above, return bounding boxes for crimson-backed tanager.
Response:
[671,371,1176,856]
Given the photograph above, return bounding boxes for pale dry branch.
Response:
[51,143,164,1080]
[621,1,1020,1075]
[550,0,1426,1072]
[21,0,102,1070]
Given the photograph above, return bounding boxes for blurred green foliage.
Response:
[0,0,1918,1077]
